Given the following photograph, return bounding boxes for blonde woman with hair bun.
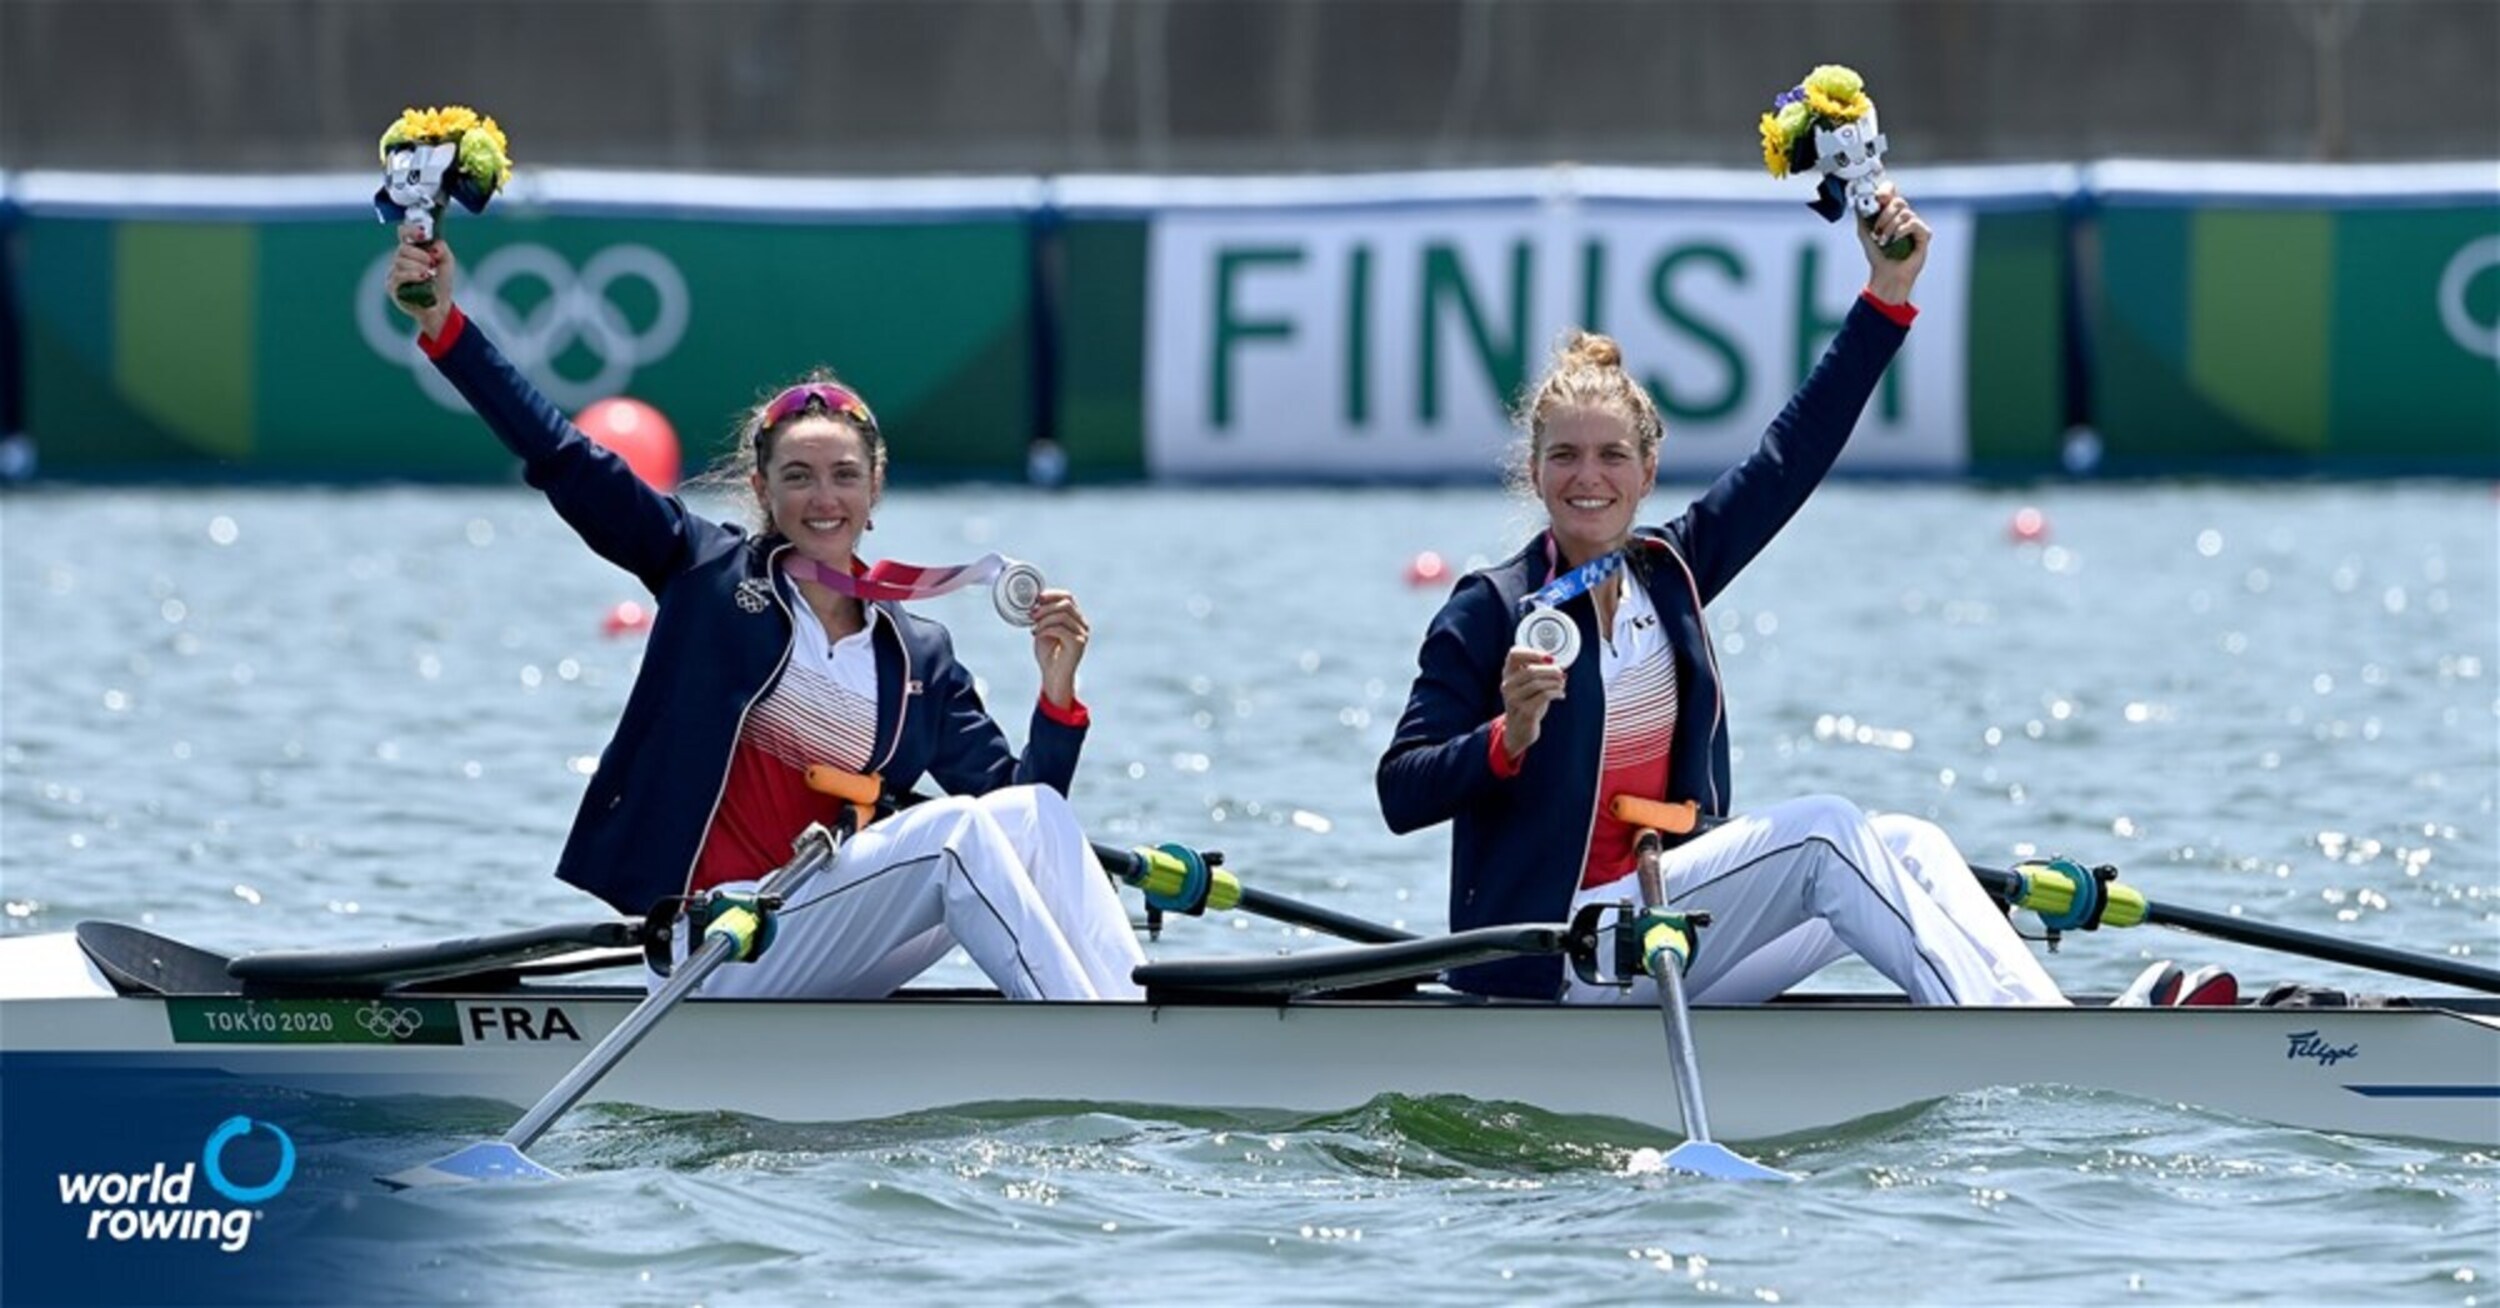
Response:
[1379,186,2073,1009]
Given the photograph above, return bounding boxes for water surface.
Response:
[3,482,2493,1303]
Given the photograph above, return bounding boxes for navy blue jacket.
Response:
[429,312,1085,915]
[1376,296,1910,998]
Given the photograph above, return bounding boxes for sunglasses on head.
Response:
[756,382,880,442]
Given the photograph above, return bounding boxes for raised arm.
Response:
[387,235,718,593]
[1669,186,1929,600]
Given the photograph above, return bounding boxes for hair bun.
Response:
[1562,331,1622,370]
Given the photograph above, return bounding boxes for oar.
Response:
[1626,826,1796,1183]
[1607,796,2500,996]
[1087,839,1413,945]
[802,766,1413,946]
[1975,859,2500,995]
[379,774,879,1189]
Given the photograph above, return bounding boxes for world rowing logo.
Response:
[56,1116,295,1254]
[201,1117,296,1205]
[355,1002,426,1041]
[359,242,692,412]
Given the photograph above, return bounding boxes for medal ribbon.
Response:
[784,553,1016,603]
[1523,549,1625,614]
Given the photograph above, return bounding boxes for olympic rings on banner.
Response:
[360,242,692,411]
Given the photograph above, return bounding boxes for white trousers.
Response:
[657,785,1145,1001]
[1563,795,2068,1006]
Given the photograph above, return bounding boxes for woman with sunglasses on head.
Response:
[1376,187,2068,1009]
[387,234,1143,1001]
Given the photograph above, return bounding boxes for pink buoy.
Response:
[2007,506,2049,544]
[602,600,651,637]
[1405,551,1449,587]
[577,398,680,491]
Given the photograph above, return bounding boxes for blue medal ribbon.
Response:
[1523,549,1625,615]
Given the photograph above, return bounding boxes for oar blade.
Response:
[1661,1139,1798,1184]
[379,1141,563,1190]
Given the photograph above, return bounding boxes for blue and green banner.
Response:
[2088,163,2500,476]
[6,164,2494,482]
[15,178,1038,480]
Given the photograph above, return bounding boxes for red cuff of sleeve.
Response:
[1859,289,1917,327]
[418,304,468,358]
[1038,694,1090,729]
[1487,717,1523,779]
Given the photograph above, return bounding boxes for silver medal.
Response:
[991,559,1045,627]
[1515,605,1580,669]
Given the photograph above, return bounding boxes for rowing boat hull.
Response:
[3,987,2493,1146]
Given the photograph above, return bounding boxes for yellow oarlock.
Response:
[1134,843,1242,914]
[2010,857,2149,930]
[700,897,773,963]
[1637,908,1696,978]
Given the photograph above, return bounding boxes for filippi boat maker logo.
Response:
[2286,1030,2360,1067]
[56,1115,296,1253]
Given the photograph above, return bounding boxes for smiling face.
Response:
[1530,404,1657,565]
[1513,330,1666,567]
[751,416,881,567]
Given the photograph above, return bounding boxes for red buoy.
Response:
[577,398,681,491]
[2007,506,2049,544]
[1405,551,1449,587]
[602,601,651,637]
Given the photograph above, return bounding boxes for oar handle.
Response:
[1609,795,1704,837]
[802,765,884,833]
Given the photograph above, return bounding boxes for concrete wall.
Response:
[5,0,2494,173]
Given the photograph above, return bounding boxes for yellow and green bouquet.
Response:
[1756,66,1911,259]
[373,105,512,307]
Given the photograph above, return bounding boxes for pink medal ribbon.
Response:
[782,553,1044,627]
